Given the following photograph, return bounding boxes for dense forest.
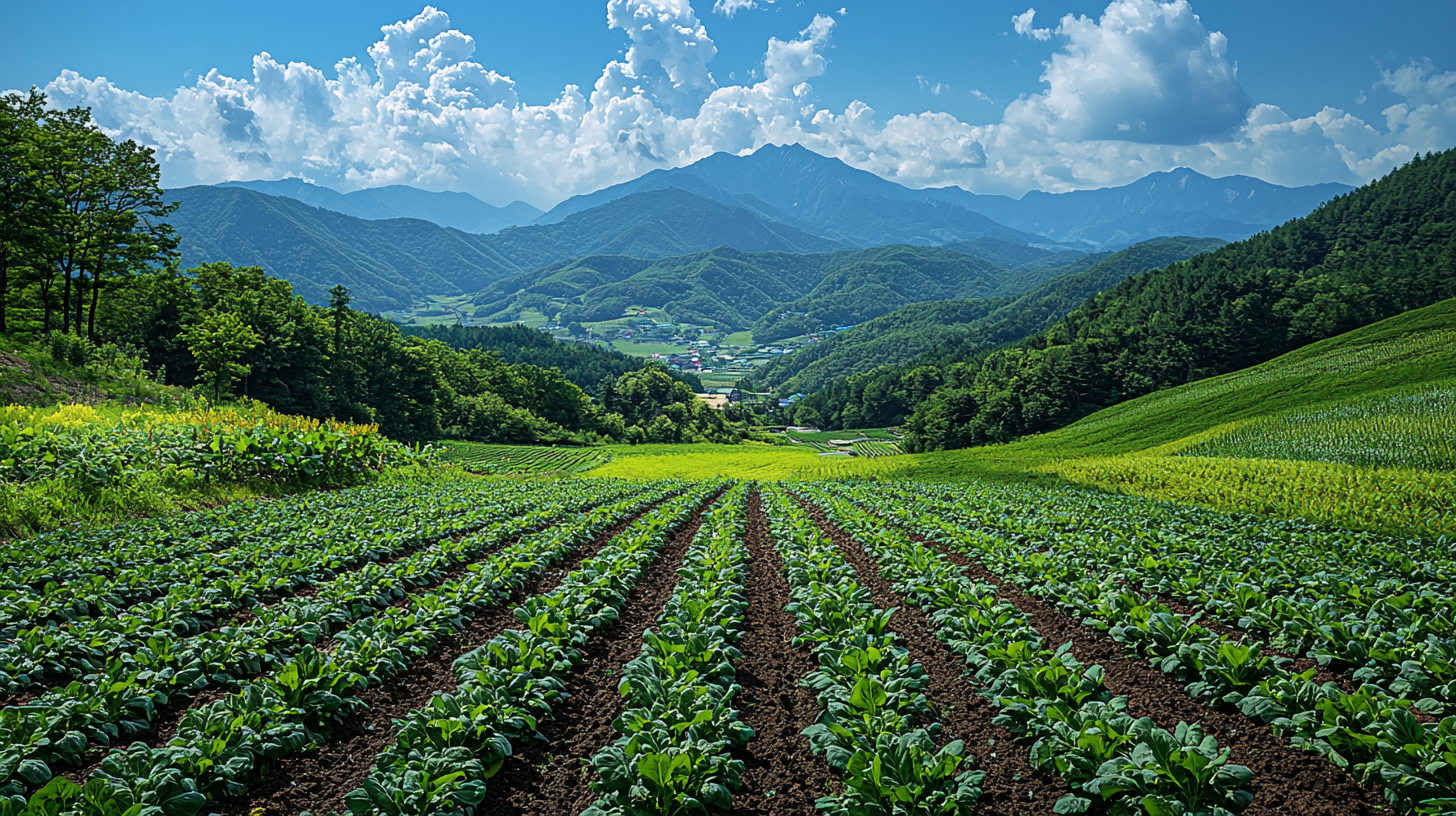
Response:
[473,243,1074,339]
[766,237,1225,426]
[893,149,1456,451]
[0,91,749,446]
[400,322,702,395]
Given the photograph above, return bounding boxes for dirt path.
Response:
[731,490,836,815]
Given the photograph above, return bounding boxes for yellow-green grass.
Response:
[610,339,689,357]
[899,298,1456,537]
[582,300,1456,538]
[587,443,899,480]
[723,331,754,346]
[1041,455,1456,538]
[439,441,606,475]
[784,427,899,444]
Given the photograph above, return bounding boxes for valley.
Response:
[3,76,1453,816]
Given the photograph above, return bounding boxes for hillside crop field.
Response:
[0,472,1450,816]
[440,440,609,475]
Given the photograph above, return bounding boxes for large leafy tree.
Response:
[0,90,52,335]
[182,311,262,401]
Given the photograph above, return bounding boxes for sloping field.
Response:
[440,440,609,474]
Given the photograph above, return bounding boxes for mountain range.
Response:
[217,179,543,234]
[741,237,1226,395]
[166,143,1353,314]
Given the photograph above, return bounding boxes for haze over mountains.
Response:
[164,143,1353,315]
[218,179,543,234]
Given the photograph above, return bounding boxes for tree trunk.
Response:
[74,267,86,337]
[0,251,8,335]
[87,269,100,342]
[60,264,71,334]
[39,268,53,332]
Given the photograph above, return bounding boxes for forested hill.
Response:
[473,244,1061,337]
[746,236,1223,398]
[163,185,844,313]
[896,149,1456,452]
[399,323,702,394]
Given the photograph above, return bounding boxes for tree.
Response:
[329,284,351,355]
[0,89,52,335]
[182,311,262,401]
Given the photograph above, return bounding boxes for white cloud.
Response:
[713,0,775,17]
[1006,0,1249,144]
[1012,8,1051,41]
[916,75,947,96]
[31,0,1456,207]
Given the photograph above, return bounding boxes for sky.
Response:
[3,0,1453,208]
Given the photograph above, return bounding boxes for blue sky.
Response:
[4,1,1453,206]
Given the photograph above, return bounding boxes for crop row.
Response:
[583,484,753,815]
[823,480,1456,814]
[850,441,902,458]
[443,442,607,475]
[760,485,984,815]
[0,480,621,697]
[798,485,1256,815]
[1179,380,1456,471]
[2,481,691,811]
[880,479,1456,709]
[0,479,546,634]
[0,479,657,796]
[341,481,725,814]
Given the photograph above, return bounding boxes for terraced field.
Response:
[1,474,1449,815]
[440,440,608,474]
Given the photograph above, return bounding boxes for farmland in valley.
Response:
[1,470,1450,815]
[0,313,1450,816]
[440,440,609,474]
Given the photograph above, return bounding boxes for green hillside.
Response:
[164,186,524,311]
[896,149,1456,452]
[164,186,844,314]
[1010,297,1456,461]
[472,244,1035,334]
[745,236,1223,395]
[399,323,702,394]
[596,300,1450,535]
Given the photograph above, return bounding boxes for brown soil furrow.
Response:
[475,492,722,816]
[75,498,652,773]
[899,523,1390,816]
[23,506,526,701]
[210,500,667,816]
[731,489,837,815]
[794,496,1069,816]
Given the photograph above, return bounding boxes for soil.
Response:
[731,490,837,815]
[212,498,673,816]
[473,489,725,816]
[794,495,1071,816]
[885,519,1392,816]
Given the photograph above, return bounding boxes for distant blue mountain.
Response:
[538,144,1353,249]
[925,168,1355,247]
[216,179,542,234]
[537,143,1052,249]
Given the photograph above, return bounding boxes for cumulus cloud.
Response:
[1006,0,1249,144]
[31,0,1456,206]
[712,0,770,17]
[1012,8,1052,41]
